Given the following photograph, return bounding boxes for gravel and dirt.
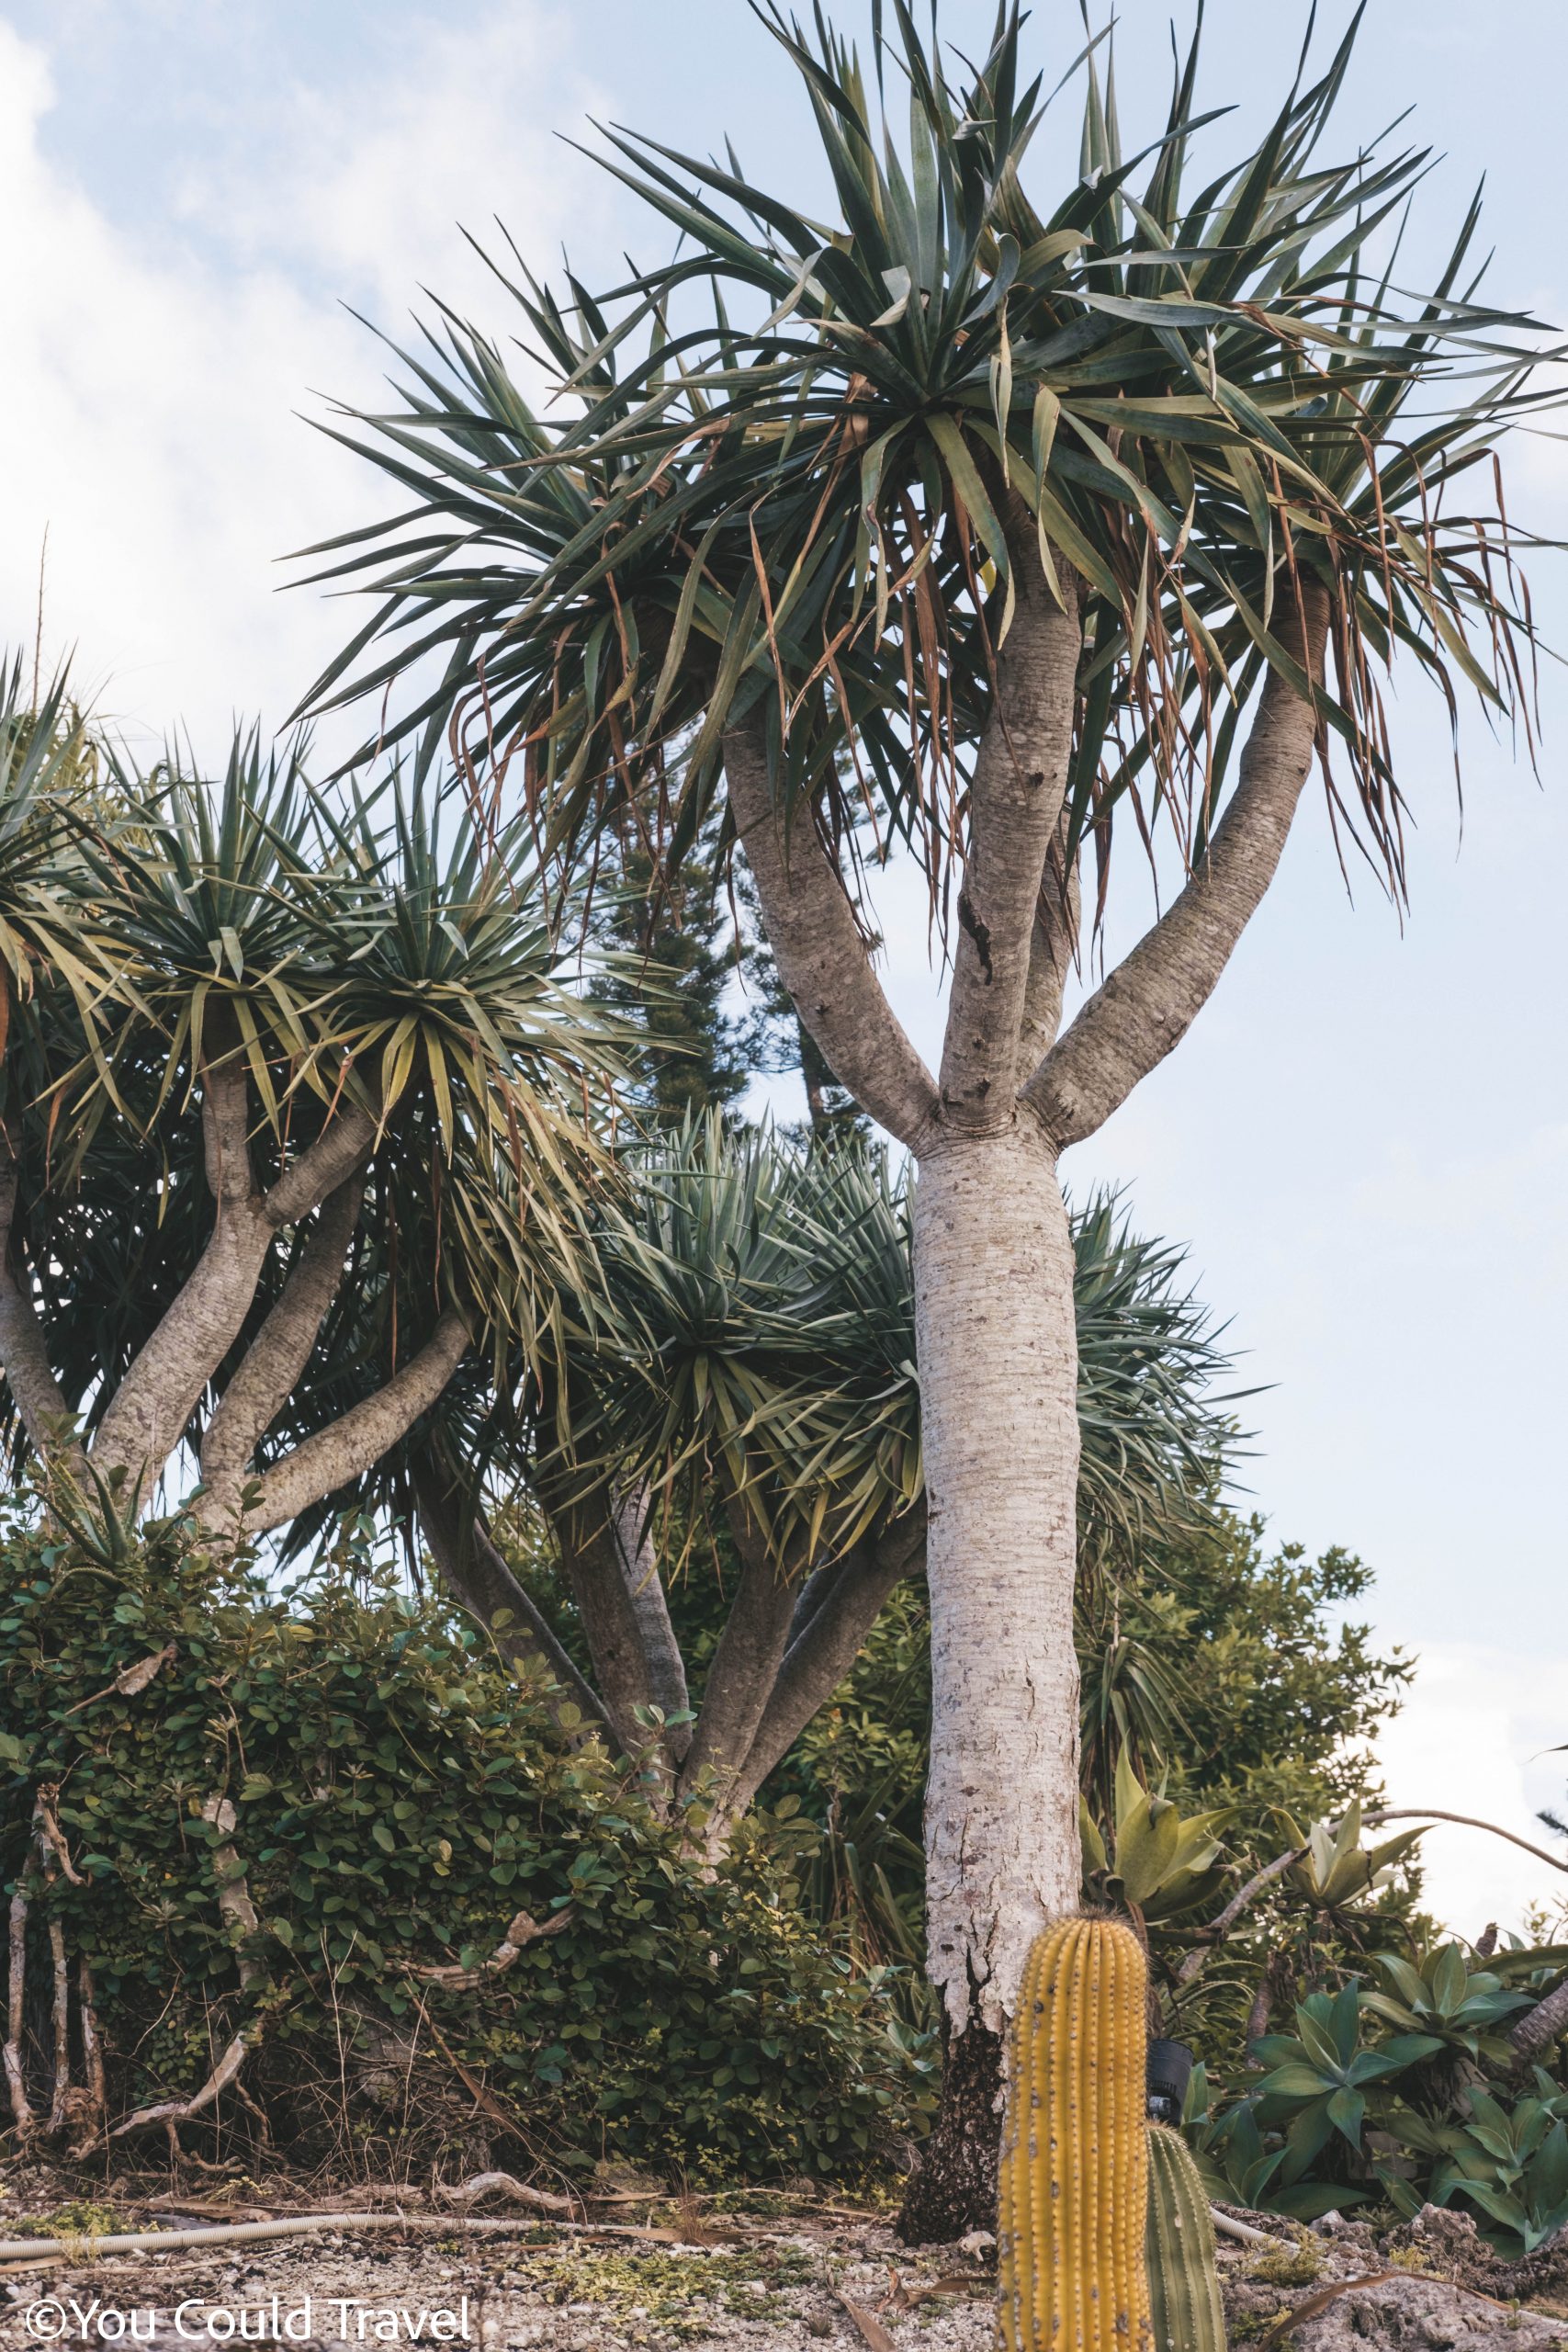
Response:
[3,2167,1568,2350]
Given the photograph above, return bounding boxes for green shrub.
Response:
[0,1504,932,2178]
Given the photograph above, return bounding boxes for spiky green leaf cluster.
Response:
[0,698,627,1482]
[299,1,1560,921]
[525,1113,1235,1567]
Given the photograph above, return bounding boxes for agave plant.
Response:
[1364,1941,1533,2073]
[1080,1748,1231,1925]
[1285,1802,1427,1917]
[1383,2081,1568,2255]
[1250,1982,1428,2199]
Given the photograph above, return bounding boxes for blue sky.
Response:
[3,0,1565,1929]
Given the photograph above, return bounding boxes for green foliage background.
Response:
[0,1508,931,2179]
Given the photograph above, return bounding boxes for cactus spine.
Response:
[997,1915,1152,2352]
[1145,2122,1226,2352]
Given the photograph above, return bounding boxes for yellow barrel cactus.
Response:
[997,1913,1153,2352]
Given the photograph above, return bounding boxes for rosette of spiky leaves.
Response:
[299,3,1559,929]
[1080,1747,1232,1923]
[1379,2080,1568,2254]
[1284,1800,1427,1915]
[303,768,629,1324]
[1,741,627,1492]
[0,656,119,1069]
[1363,1940,1533,2071]
[60,729,325,1158]
[1250,1981,1430,2205]
[528,1115,1239,1572]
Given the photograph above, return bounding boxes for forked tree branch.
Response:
[724,707,941,1153]
[676,1472,799,1826]
[1024,585,1329,1151]
[242,1306,471,1535]
[198,1178,365,1524]
[94,1054,376,1496]
[722,1504,927,1826]
[92,1059,274,1485]
[939,521,1083,1126]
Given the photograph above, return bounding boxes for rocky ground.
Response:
[1,2166,1566,2349]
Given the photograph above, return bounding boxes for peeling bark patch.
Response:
[957,890,994,983]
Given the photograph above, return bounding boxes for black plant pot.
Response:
[1146,2036,1194,2126]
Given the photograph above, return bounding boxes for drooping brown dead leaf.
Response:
[836,2292,897,2351]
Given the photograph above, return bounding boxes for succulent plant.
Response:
[998,1915,1151,2352]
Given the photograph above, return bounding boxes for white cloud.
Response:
[0,7,600,760]
[191,6,597,321]
[1376,1645,1567,1939]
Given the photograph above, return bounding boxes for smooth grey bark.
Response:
[938,517,1084,1126]
[915,1129,1083,2034]
[412,1461,608,1737]
[197,1178,364,1528]
[676,1480,799,1840]
[242,1306,471,1536]
[1023,584,1329,1148]
[724,714,940,1152]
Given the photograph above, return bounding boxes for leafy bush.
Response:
[0,1503,931,2178]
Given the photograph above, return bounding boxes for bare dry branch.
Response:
[3,1886,32,2138]
[44,1919,70,2137]
[437,2172,577,2218]
[401,1904,574,1990]
[107,1793,265,2143]
[33,1785,83,1886]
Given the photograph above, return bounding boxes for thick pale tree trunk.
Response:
[724,567,1325,2242]
[900,1121,1082,2242]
